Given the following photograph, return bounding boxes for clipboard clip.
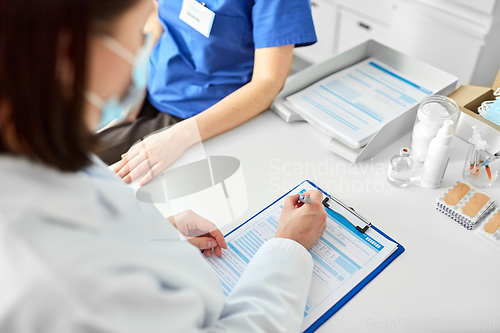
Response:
[322,197,371,233]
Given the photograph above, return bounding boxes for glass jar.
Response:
[411,95,459,163]
[463,142,500,188]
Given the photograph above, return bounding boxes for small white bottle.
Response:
[420,119,454,188]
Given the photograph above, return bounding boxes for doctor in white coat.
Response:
[0,0,328,332]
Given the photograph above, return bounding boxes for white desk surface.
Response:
[160,110,500,332]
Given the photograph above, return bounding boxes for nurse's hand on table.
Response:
[167,210,227,257]
[113,119,199,186]
[276,190,327,250]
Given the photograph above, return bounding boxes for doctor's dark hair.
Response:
[0,0,140,171]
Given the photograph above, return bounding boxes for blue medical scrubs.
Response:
[148,0,317,119]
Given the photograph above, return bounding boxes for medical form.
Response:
[206,182,398,332]
[285,58,434,149]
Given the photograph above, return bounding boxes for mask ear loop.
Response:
[478,100,496,116]
[85,91,105,110]
[101,36,135,64]
[494,87,500,99]
[135,33,156,61]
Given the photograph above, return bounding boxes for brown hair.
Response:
[0,0,140,171]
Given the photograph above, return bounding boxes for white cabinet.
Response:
[338,0,394,24]
[391,0,500,85]
[337,9,394,54]
[294,0,338,64]
[446,0,497,15]
[293,0,500,85]
[295,0,396,63]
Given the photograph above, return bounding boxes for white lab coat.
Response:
[0,155,313,333]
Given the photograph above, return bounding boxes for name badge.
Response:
[179,0,215,38]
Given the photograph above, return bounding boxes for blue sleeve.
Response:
[252,0,317,49]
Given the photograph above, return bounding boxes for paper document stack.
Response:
[285,58,434,149]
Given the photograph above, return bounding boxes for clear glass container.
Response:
[388,147,414,188]
[463,142,500,188]
[411,95,459,163]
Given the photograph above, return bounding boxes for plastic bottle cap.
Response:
[438,119,454,136]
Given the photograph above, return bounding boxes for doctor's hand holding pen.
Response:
[276,190,328,250]
[167,210,227,257]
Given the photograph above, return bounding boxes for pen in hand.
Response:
[298,195,312,204]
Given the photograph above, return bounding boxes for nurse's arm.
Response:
[193,44,294,141]
[114,45,295,185]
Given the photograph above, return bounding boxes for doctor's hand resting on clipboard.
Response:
[0,1,327,331]
[96,0,318,185]
[168,210,228,257]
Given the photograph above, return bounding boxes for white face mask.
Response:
[86,33,155,131]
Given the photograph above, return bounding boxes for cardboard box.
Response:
[449,70,500,154]
[272,40,458,163]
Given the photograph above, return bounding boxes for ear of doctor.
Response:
[171,190,327,257]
